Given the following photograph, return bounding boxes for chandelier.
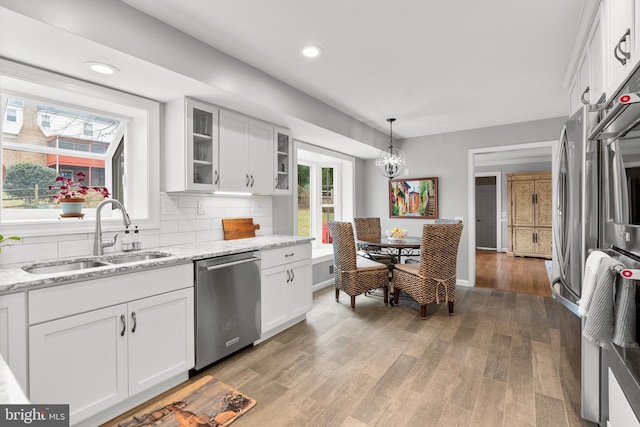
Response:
[375,118,407,179]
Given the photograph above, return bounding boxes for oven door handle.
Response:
[205,256,260,270]
[550,277,581,318]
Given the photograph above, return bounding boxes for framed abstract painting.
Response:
[389,177,438,219]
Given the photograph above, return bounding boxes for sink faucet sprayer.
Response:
[94,199,131,255]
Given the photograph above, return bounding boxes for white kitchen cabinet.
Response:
[248,118,275,194]
[603,0,640,97]
[274,127,292,195]
[219,109,275,194]
[27,264,194,426]
[569,3,605,113]
[0,292,27,394]
[165,97,219,192]
[260,243,312,339]
[29,304,128,423]
[608,368,640,427]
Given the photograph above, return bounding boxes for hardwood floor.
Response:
[476,249,552,297]
[106,284,592,427]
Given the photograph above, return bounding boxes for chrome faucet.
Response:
[94,199,131,256]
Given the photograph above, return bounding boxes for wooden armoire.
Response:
[507,171,552,258]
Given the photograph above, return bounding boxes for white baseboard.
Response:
[312,279,333,293]
[457,279,471,288]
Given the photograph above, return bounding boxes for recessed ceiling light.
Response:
[301,45,323,58]
[85,61,119,75]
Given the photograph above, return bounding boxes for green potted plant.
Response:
[49,172,110,216]
[0,235,21,254]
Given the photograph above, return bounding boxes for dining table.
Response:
[355,236,421,306]
[355,236,421,264]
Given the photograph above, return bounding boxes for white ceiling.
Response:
[122,0,584,139]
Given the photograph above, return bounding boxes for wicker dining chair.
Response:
[353,217,395,267]
[392,222,463,318]
[328,221,390,309]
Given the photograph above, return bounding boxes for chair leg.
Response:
[448,301,454,315]
[394,288,400,305]
[350,296,356,311]
[383,285,388,305]
[335,287,340,302]
[420,304,427,319]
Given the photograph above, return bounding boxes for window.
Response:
[0,59,160,236]
[6,107,16,122]
[2,96,121,211]
[296,142,354,247]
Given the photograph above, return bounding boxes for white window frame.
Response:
[294,140,355,249]
[0,59,160,237]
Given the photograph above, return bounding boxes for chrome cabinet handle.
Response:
[120,314,126,337]
[290,269,295,282]
[286,269,291,283]
[246,174,250,187]
[250,175,254,187]
[285,253,294,258]
[131,311,137,333]
[614,28,631,65]
[214,170,219,185]
[581,86,590,105]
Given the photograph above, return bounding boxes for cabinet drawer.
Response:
[29,263,193,325]
[261,243,311,270]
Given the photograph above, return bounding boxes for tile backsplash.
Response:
[0,192,273,265]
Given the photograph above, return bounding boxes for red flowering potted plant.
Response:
[49,172,110,216]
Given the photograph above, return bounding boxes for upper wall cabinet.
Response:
[603,0,640,97]
[218,110,275,194]
[165,97,219,192]
[273,127,292,195]
[569,3,604,114]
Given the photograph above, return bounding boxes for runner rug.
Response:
[115,375,256,427]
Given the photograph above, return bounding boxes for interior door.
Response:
[475,176,497,248]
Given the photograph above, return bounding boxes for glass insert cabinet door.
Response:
[274,127,291,194]
[190,106,218,188]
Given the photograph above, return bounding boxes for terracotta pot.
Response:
[59,198,85,215]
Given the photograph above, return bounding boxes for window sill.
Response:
[312,246,334,265]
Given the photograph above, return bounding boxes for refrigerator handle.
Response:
[550,277,581,317]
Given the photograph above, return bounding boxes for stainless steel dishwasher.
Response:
[194,251,261,370]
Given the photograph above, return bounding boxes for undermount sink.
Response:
[22,252,173,274]
[23,260,111,275]
[105,252,172,264]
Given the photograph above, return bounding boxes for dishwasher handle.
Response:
[205,256,260,271]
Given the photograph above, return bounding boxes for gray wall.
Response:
[313,260,334,285]
[358,116,566,283]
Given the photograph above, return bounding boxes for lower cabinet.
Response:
[608,368,640,427]
[260,243,312,339]
[0,292,27,394]
[27,264,194,426]
[511,227,552,258]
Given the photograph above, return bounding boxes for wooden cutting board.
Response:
[222,218,260,240]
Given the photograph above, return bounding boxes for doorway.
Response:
[467,141,556,290]
[475,175,497,249]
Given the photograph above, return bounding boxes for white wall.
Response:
[0,194,273,265]
[359,116,566,283]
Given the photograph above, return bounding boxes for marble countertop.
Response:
[0,235,313,295]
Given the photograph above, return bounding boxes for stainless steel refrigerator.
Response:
[551,104,601,422]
